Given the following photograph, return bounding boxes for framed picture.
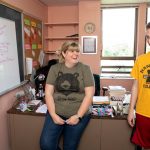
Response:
[81,36,97,54]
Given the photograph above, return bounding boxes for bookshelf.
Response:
[44,22,79,52]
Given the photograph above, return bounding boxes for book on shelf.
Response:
[66,34,79,37]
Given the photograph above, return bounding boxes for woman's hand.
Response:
[127,109,135,127]
[51,113,65,125]
[65,115,80,125]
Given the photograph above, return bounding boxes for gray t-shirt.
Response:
[46,62,94,118]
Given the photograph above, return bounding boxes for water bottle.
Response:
[38,84,44,100]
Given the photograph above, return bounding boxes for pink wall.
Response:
[0,1,48,150]
[48,5,78,22]
[136,3,147,56]
[79,0,101,74]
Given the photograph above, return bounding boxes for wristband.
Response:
[76,114,82,121]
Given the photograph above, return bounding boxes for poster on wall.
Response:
[81,36,97,54]
[23,14,43,69]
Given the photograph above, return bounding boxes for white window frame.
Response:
[101,6,137,78]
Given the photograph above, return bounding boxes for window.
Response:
[146,7,150,53]
[101,7,137,78]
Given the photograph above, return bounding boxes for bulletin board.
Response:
[23,14,43,69]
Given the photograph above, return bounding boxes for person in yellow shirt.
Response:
[128,22,150,150]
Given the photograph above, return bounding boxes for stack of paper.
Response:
[109,86,126,96]
[93,96,110,105]
[108,86,126,106]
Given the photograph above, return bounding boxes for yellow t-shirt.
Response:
[131,52,150,118]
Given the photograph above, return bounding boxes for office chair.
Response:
[93,74,100,96]
[93,74,108,96]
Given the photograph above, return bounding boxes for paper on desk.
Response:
[123,94,131,104]
[36,104,47,113]
[28,100,41,106]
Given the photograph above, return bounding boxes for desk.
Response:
[7,108,135,150]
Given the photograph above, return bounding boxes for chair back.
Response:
[93,74,100,96]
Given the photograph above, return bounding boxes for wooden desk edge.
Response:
[7,107,127,120]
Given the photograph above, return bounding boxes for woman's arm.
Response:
[127,79,138,127]
[45,84,65,125]
[66,86,95,125]
[77,86,95,117]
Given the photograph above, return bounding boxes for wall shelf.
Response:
[45,37,79,40]
[44,51,56,54]
[44,21,79,52]
[45,22,79,26]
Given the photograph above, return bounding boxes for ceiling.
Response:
[39,0,150,6]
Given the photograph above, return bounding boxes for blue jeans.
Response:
[40,112,91,150]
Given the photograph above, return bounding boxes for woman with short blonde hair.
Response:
[40,41,95,150]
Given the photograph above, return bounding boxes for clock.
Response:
[84,22,95,34]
